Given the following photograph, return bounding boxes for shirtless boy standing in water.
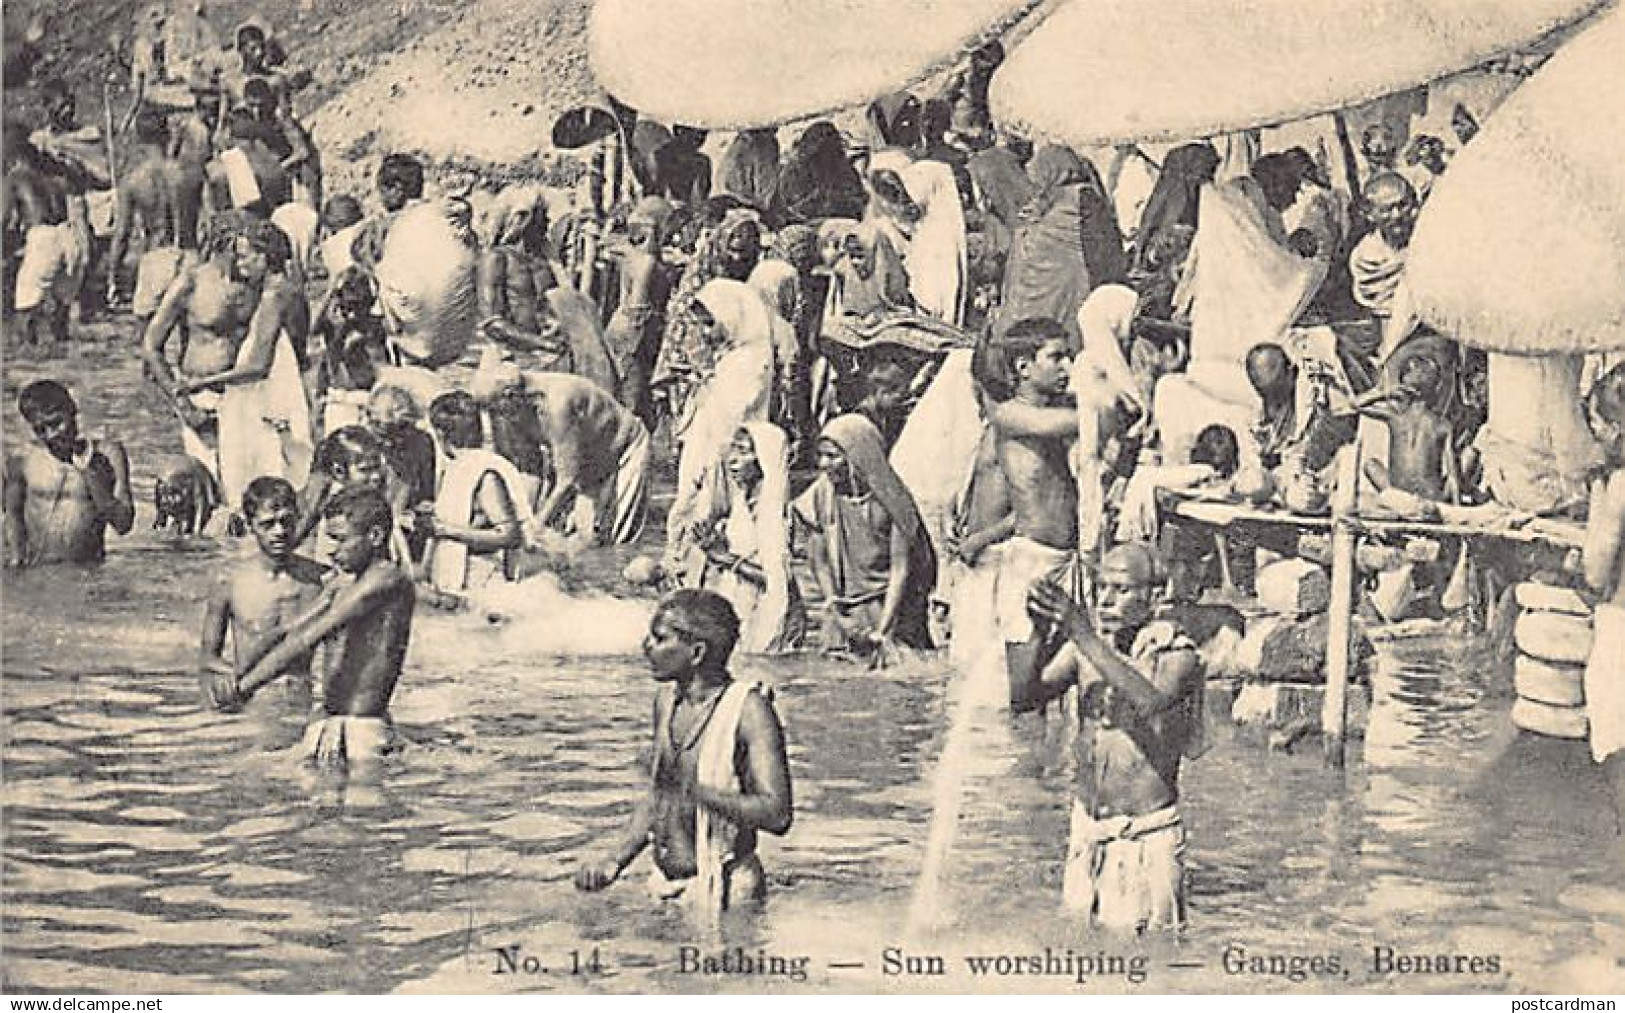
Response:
[209,488,415,772]
[989,318,1081,712]
[5,381,135,567]
[197,476,325,706]
[575,590,792,914]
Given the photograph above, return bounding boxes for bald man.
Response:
[1026,542,1206,934]
[1350,173,1417,322]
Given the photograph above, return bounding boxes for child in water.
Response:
[197,476,326,708]
[575,589,792,918]
[208,488,416,773]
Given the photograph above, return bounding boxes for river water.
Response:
[3,336,1622,994]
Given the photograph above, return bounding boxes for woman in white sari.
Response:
[678,423,806,653]
[868,149,968,328]
[664,279,782,571]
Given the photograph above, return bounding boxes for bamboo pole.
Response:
[1322,439,1361,769]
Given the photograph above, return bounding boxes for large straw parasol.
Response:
[588,0,1043,128]
[1403,7,1623,514]
[989,0,1605,148]
[1406,6,1625,354]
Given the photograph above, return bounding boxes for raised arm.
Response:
[992,399,1079,440]
[85,440,136,534]
[1030,579,1199,716]
[234,566,409,701]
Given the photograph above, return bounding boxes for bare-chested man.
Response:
[4,381,134,567]
[1026,542,1206,933]
[575,589,792,916]
[209,487,415,774]
[473,358,650,546]
[5,135,77,350]
[141,211,297,496]
[109,108,202,322]
[477,194,566,369]
[197,476,325,707]
[1582,365,1625,832]
[988,317,1080,711]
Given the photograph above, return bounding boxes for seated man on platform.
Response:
[1245,342,1352,476]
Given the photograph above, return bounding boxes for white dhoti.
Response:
[949,542,1008,707]
[1063,802,1186,933]
[14,223,79,312]
[592,425,650,546]
[217,334,314,509]
[994,536,1076,645]
[180,390,222,485]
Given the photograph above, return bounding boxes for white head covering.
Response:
[745,261,804,367]
[1074,283,1145,413]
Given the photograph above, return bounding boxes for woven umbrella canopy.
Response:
[589,0,1042,128]
[1406,5,1625,354]
[989,0,1605,148]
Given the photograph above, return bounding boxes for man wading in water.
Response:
[4,381,134,567]
[1025,542,1206,934]
[575,590,793,918]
